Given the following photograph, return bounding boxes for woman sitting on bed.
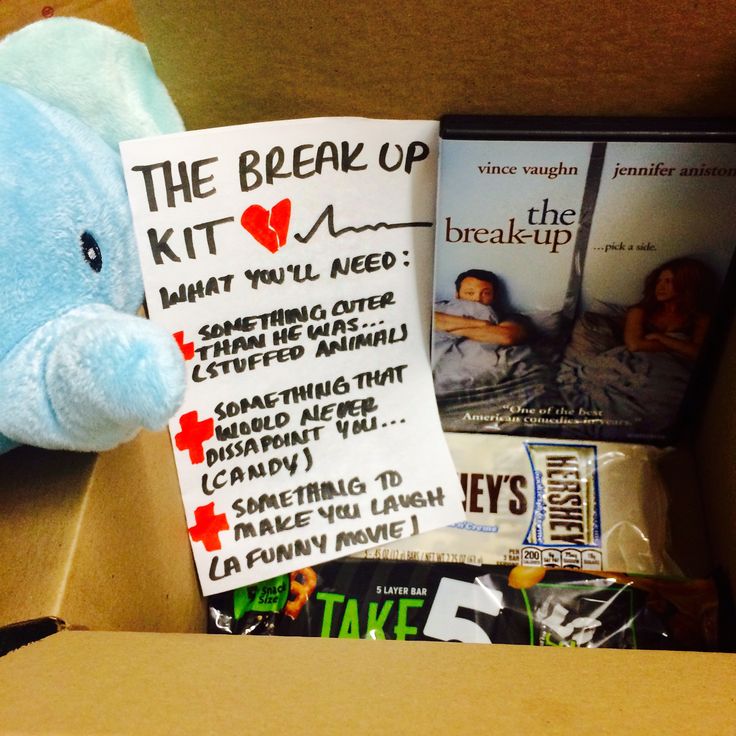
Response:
[624,257,716,362]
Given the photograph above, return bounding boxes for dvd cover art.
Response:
[433,117,736,443]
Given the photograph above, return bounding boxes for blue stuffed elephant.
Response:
[0,18,187,453]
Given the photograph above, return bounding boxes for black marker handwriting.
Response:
[293,204,432,244]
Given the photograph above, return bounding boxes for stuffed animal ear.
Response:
[0,17,184,147]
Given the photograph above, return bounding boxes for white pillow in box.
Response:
[361,432,678,576]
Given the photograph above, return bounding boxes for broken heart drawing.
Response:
[240,198,291,253]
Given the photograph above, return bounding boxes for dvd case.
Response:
[432,116,736,443]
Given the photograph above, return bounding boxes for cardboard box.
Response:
[0,431,204,637]
[0,0,142,40]
[133,0,736,127]
[2,0,736,731]
[1,631,735,734]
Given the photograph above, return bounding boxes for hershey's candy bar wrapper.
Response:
[358,433,676,575]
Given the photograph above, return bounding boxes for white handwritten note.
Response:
[121,118,464,595]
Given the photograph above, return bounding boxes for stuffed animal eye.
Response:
[80,230,102,273]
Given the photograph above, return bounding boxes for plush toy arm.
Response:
[0,305,186,452]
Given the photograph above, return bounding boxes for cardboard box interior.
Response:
[0,0,141,40]
[0,431,204,636]
[2,0,736,729]
[134,0,736,126]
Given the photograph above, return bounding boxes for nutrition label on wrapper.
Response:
[518,546,603,570]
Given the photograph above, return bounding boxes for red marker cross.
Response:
[173,331,195,360]
[175,411,214,464]
[189,502,229,551]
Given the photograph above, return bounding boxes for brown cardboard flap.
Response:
[58,430,205,633]
[1,630,735,734]
[0,446,96,628]
[0,431,204,633]
[133,0,736,130]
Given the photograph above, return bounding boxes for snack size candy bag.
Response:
[208,559,717,650]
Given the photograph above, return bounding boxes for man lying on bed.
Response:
[432,269,538,398]
[433,269,527,347]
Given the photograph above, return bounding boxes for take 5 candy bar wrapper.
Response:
[207,560,718,650]
[359,432,678,576]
